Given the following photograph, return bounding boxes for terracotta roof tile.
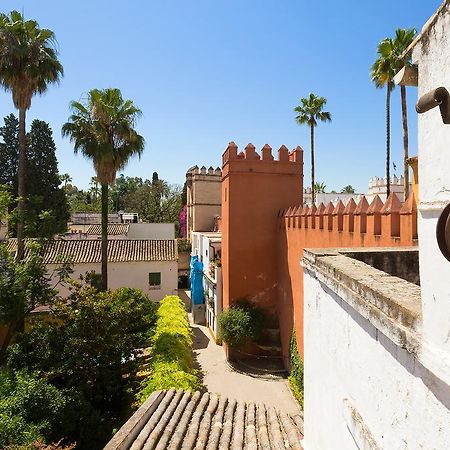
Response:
[86,224,129,235]
[4,239,177,264]
[104,390,304,450]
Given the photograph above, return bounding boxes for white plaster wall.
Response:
[126,223,175,240]
[303,269,450,450]
[412,6,450,355]
[48,261,178,301]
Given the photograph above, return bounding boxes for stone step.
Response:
[230,356,288,379]
[255,343,283,356]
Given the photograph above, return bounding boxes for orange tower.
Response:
[221,142,303,319]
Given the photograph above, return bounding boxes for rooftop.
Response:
[85,223,129,235]
[104,389,304,450]
[5,239,177,264]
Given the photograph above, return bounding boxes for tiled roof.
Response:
[104,389,304,450]
[4,239,177,264]
[86,224,129,235]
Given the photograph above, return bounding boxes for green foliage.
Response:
[218,299,266,349]
[0,241,57,356]
[288,331,304,408]
[0,114,18,188]
[0,369,70,448]
[341,185,356,194]
[314,182,326,193]
[6,286,157,449]
[24,119,69,237]
[0,115,69,238]
[139,296,199,400]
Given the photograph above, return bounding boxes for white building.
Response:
[301,2,450,449]
[7,239,178,301]
[65,222,175,241]
[366,175,412,203]
[191,231,222,338]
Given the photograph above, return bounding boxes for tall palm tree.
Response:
[392,28,416,200]
[0,11,63,259]
[62,88,144,290]
[371,38,397,198]
[294,93,331,203]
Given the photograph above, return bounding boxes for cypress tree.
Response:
[0,113,19,187]
[25,119,69,237]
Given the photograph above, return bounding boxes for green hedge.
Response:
[139,296,199,401]
[288,331,304,408]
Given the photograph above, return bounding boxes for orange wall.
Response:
[221,142,303,321]
[277,193,418,365]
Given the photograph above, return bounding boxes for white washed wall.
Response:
[302,269,450,450]
[412,7,450,360]
[48,260,178,301]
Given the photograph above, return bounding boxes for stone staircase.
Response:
[230,328,287,378]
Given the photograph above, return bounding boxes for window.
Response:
[149,272,161,289]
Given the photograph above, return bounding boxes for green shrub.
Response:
[288,331,304,408]
[0,369,70,448]
[6,286,158,449]
[218,299,266,348]
[139,296,199,401]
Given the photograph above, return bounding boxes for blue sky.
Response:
[0,1,441,192]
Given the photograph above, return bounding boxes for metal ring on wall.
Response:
[437,203,450,262]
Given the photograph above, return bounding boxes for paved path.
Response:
[191,320,301,415]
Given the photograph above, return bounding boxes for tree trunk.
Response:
[16,108,26,261]
[401,85,409,200]
[310,123,315,204]
[386,85,391,198]
[101,183,108,291]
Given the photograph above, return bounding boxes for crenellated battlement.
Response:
[280,193,418,246]
[222,141,303,166]
[368,175,404,188]
[186,165,222,178]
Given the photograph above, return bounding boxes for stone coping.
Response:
[302,248,422,355]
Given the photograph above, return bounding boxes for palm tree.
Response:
[392,28,416,200]
[371,37,398,198]
[294,93,331,203]
[314,182,326,194]
[341,185,355,194]
[0,11,63,259]
[62,88,144,290]
[60,173,72,189]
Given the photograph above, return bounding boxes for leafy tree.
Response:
[7,286,157,449]
[25,120,69,237]
[123,180,182,229]
[0,242,58,357]
[0,369,72,449]
[62,88,145,290]
[341,185,356,194]
[109,174,143,212]
[294,93,331,203]
[314,181,326,194]
[0,114,18,188]
[0,11,63,259]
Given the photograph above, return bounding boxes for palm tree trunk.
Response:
[386,85,391,198]
[401,85,409,200]
[311,123,315,204]
[101,183,108,291]
[16,108,26,261]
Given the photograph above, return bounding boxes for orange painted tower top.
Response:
[221,141,303,319]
